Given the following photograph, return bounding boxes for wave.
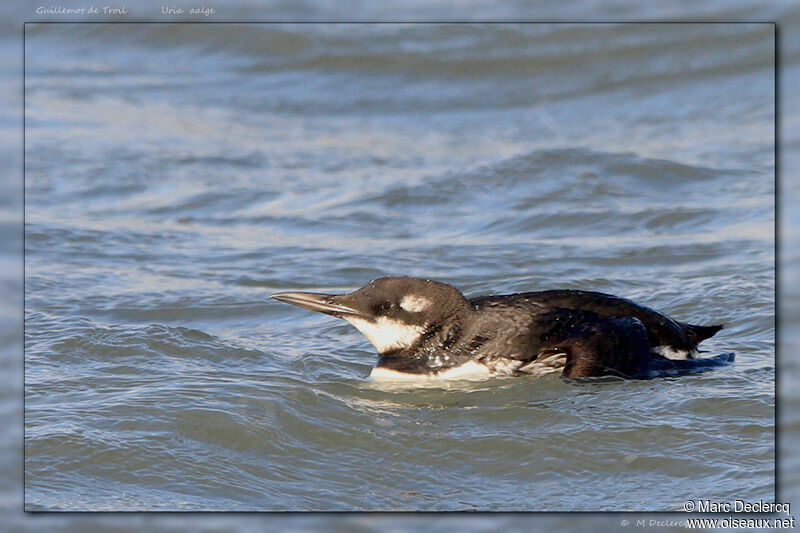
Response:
[26,23,773,104]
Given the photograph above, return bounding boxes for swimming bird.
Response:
[271,276,733,381]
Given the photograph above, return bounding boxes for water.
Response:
[24,23,774,511]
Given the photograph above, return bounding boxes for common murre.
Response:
[271,276,733,381]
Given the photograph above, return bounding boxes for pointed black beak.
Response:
[270,291,364,317]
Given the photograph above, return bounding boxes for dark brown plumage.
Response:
[272,276,733,380]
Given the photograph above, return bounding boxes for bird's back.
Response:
[469,289,721,356]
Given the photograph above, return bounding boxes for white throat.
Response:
[342,316,424,353]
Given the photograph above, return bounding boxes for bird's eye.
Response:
[376,300,394,314]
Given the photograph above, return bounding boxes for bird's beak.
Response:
[270,291,364,317]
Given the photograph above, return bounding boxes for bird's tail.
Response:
[685,323,724,344]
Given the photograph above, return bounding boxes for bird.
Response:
[271,276,733,381]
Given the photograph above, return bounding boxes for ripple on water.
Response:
[24,22,774,511]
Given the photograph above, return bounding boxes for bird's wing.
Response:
[535,315,734,379]
[553,317,653,378]
[472,290,716,354]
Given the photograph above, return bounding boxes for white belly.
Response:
[368,360,494,382]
